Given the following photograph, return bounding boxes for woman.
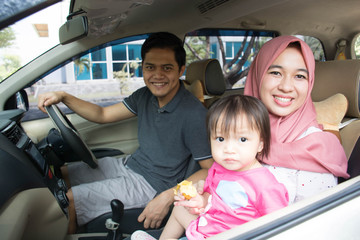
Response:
[244,35,349,203]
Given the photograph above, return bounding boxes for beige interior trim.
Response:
[0,188,68,240]
[340,120,360,159]
[313,60,360,118]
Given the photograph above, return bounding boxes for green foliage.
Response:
[74,57,90,78]
[302,36,325,61]
[354,37,360,59]
[0,27,16,48]
[184,36,211,66]
[113,61,140,95]
[184,34,267,88]
[0,55,21,81]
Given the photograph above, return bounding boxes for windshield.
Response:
[0,0,70,82]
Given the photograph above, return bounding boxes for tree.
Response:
[303,36,325,61]
[0,55,21,81]
[0,27,16,48]
[355,37,360,59]
[184,36,211,63]
[0,27,18,81]
[185,32,266,88]
[74,57,90,79]
[113,61,140,95]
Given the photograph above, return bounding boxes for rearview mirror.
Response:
[59,16,88,45]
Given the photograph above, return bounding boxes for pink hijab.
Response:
[244,36,349,178]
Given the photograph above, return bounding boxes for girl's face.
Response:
[259,46,309,117]
[210,115,264,172]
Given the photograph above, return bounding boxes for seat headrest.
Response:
[185,59,225,96]
[313,60,360,118]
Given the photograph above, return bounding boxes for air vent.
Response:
[196,0,230,14]
[1,121,22,145]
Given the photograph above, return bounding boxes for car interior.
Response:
[0,0,360,239]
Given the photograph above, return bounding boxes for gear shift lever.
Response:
[106,199,124,240]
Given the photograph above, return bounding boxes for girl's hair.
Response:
[206,95,271,159]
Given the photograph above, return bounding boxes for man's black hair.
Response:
[141,32,186,69]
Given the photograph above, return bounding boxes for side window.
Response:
[294,35,325,61]
[184,29,275,89]
[23,35,148,121]
[352,33,360,59]
[184,31,326,91]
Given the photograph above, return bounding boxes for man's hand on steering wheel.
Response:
[38,91,64,113]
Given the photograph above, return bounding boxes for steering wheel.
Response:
[45,104,98,168]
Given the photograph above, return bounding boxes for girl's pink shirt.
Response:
[244,35,348,178]
[186,162,288,239]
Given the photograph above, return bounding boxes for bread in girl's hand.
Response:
[173,180,197,200]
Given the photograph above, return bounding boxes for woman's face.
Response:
[259,46,309,117]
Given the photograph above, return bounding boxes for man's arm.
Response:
[38,91,135,123]
[137,158,213,229]
[186,158,213,182]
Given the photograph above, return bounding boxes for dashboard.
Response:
[0,109,68,213]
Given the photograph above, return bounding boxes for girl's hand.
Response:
[174,192,209,215]
[194,180,205,195]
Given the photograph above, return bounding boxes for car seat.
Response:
[184,58,226,108]
[312,60,360,178]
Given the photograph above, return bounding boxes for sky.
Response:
[1,0,70,66]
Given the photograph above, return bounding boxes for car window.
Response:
[293,35,325,61]
[184,31,327,91]
[25,29,276,121]
[0,0,62,30]
[352,33,360,59]
[184,29,276,89]
[0,0,69,82]
[23,34,149,121]
[22,30,326,122]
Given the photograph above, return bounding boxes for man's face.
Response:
[142,48,185,107]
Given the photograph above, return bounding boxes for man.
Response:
[38,32,213,233]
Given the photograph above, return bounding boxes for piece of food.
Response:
[174,180,197,200]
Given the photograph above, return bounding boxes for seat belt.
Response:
[346,136,360,179]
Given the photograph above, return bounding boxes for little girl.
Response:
[132,95,289,240]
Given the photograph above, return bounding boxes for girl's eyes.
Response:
[215,137,225,142]
[215,137,247,142]
[239,137,247,142]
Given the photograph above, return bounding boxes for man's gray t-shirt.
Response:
[123,81,211,193]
